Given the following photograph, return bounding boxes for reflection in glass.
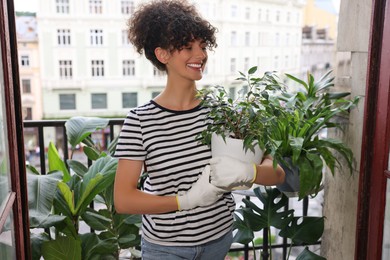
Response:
[0,209,16,260]
[383,179,390,259]
[0,37,12,210]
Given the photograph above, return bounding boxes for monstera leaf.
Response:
[233,187,294,244]
[279,216,325,245]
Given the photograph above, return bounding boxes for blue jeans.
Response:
[141,231,233,260]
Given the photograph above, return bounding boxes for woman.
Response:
[114,1,285,259]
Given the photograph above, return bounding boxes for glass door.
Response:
[382,147,390,258]
[0,34,17,260]
[0,0,30,258]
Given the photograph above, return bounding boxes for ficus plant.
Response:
[196,66,284,153]
[27,117,141,260]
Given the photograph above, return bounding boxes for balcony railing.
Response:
[23,119,322,260]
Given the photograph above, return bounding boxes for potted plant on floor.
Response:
[27,117,142,260]
[196,66,283,168]
[233,186,325,260]
[266,70,361,199]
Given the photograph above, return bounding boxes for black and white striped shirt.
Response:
[114,100,235,246]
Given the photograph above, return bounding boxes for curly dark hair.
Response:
[127,0,217,71]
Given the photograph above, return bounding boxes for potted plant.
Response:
[265,71,361,199]
[233,186,325,260]
[27,117,142,260]
[196,67,283,165]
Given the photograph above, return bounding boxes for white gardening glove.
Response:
[209,156,257,190]
[176,165,225,211]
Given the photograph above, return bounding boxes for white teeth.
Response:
[187,63,202,68]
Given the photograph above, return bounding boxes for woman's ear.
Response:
[155,47,170,64]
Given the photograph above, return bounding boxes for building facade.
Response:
[16,13,42,120]
[36,0,305,119]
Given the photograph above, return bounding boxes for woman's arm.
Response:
[253,155,285,186]
[114,159,178,214]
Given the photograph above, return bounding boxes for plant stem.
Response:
[287,240,293,260]
[252,239,256,260]
[269,228,273,260]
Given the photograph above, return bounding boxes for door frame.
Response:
[0,0,31,258]
[356,0,390,258]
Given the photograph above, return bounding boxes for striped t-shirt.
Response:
[114,100,235,246]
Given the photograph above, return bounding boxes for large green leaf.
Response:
[48,142,70,182]
[296,247,326,260]
[81,156,118,194]
[232,210,255,244]
[75,174,104,215]
[42,236,82,260]
[27,171,63,228]
[246,187,294,229]
[57,181,76,215]
[81,208,111,231]
[65,117,109,148]
[298,154,323,199]
[80,233,117,260]
[29,214,67,229]
[30,233,50,260]
[75,157,117,215]
[279,216,324,245]
[67,159,88,177]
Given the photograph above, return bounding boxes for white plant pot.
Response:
[211,133,264,164]
[211,133,264,191]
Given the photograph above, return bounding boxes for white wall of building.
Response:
[37,0,305,119]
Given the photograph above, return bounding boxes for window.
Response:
[121,0,134,15]
[245,32,250,46]
[258,8,262,21]
[244,57,250,71]
[286,33,290,45]
[230,58,236,73]
[152,91,160,98]
[91,60,104,77]
[229,87,236,99]
[56,0,69,14]
[122,30,130,45]
[274,56,279,69]
[59,60,72,79]
[89,0,103,14]
[153,67,165,77]
[91,93,107,109]
[57,29,71,45]
[287,12,291,23]
[21,79,31,93]
[90,29,103,45]
[23,107,32,120]
[231,5,238,18]
[59,94,76,110]
[245,7,250,20]
[122,92,138,108]
[122,60,135,76]
[266,9,270,22]
[20,55,30,67]
[231,31,237,46]
[275,33,280,46]
[276,10,280,22]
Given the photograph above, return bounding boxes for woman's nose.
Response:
[195,47,207,59]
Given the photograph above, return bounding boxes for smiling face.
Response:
[164,39,208,82]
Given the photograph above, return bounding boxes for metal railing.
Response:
[23,119,321,260]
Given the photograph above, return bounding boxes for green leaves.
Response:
[42,236,82,260]
[234,187,325,259]
[28,116,141,260]
[197,67,282,151]
[267,70,360,199]
[65,117,109,149]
